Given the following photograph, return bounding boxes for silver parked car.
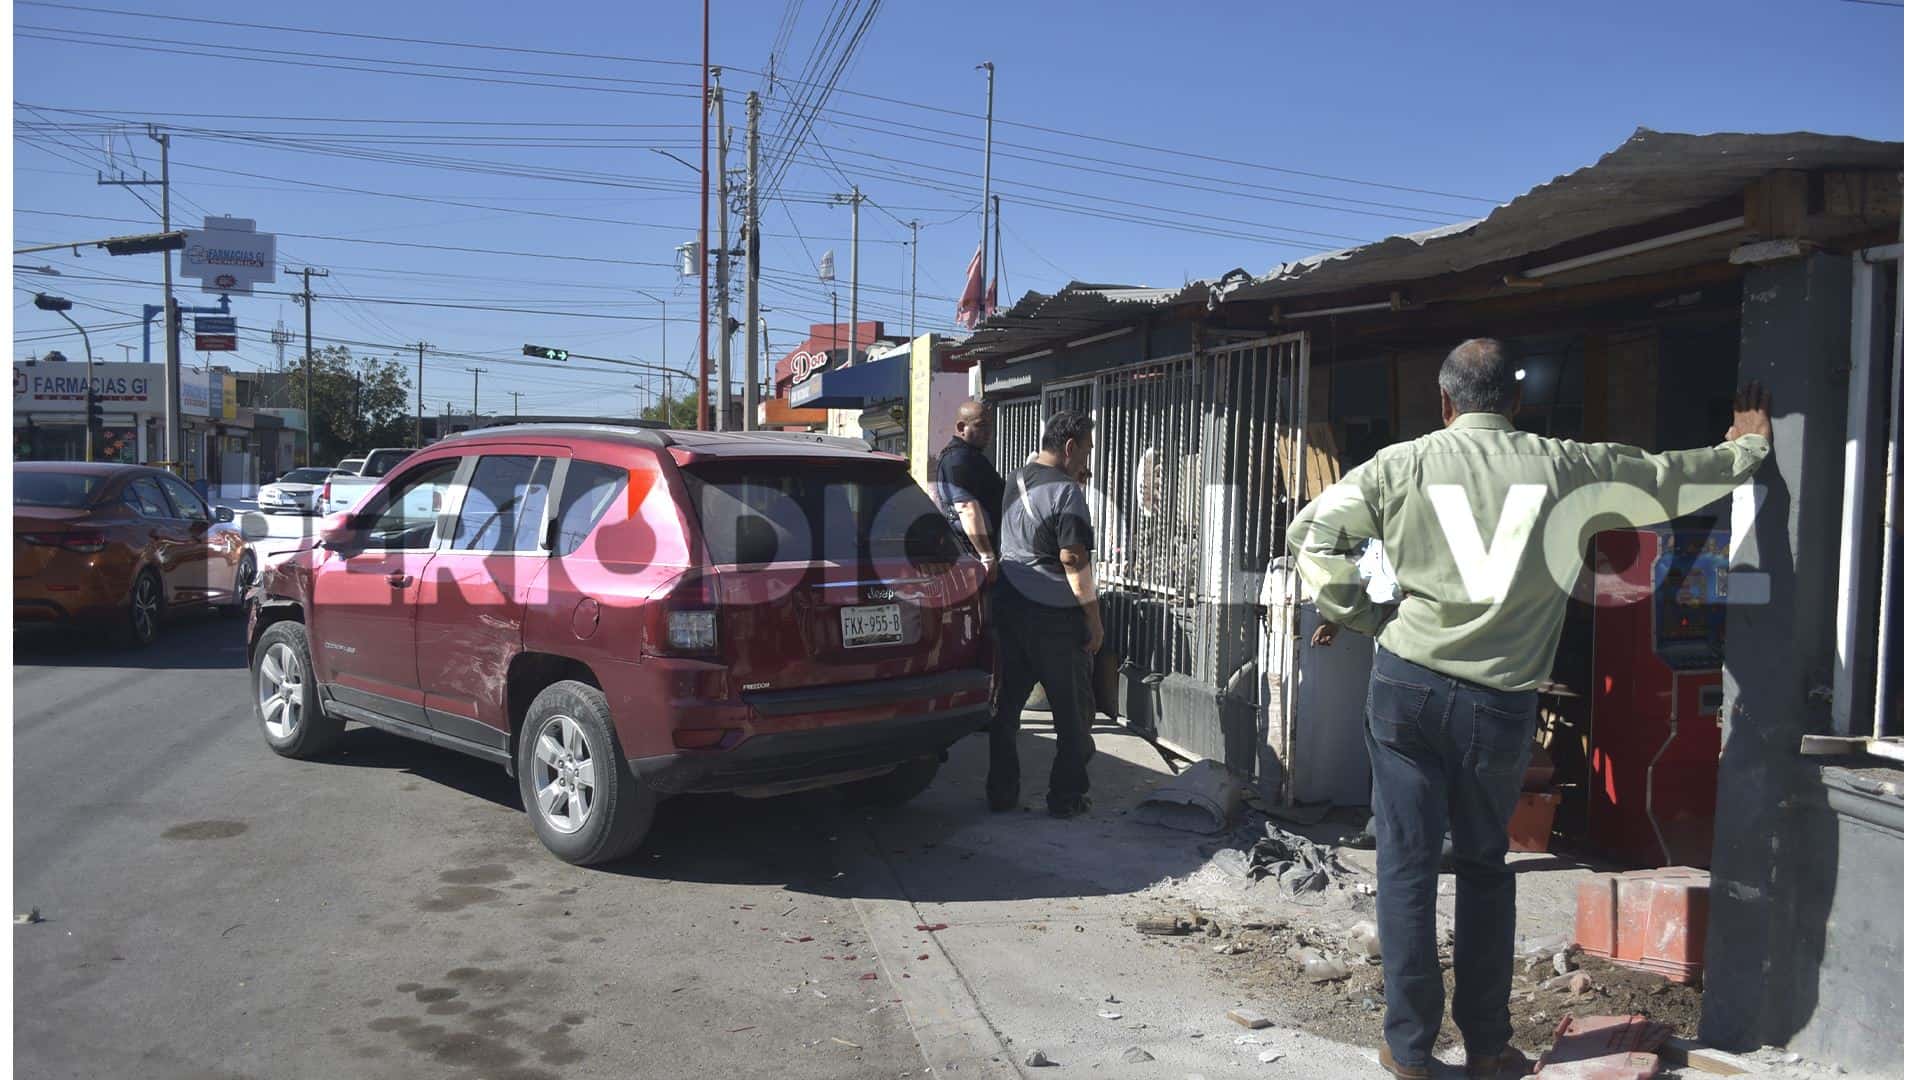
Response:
[256,466,335,515]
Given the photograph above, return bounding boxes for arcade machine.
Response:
[1586,522,1732,869]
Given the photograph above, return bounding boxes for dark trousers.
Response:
[1365,647,1536,1067]
[985,589,1095,810]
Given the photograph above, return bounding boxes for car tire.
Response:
[221,552,257,618]
[119,568,164,648]
[517,680,654,866]
[839,754,942,807]
[251,620,344,758]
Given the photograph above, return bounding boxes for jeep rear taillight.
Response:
[640,569,720,658]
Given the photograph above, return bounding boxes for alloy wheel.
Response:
[257,641,303,740]
[531,713,598,835]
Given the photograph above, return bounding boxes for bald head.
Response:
[1439,337,1517,418]
[955,399,994,449]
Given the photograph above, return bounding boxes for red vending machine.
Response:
[1587,525,1731,868]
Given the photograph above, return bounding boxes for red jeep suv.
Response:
[247,425,990,865]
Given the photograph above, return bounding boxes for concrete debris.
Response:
[1136,915,1193,936]
[1228,1008,1274,1030]
[1259,1049,1285,1063]
[1121,1046,1155,1064]
[1214,942,1246,955]
[1025,1050,1058,1067]
[1135,759,1240,834]
[1347,921,1381,959]
[1569,972,1593,995]
[1105,994,1121,1004]
[1099,1011,1124,1020]
[15,908,43,925]
[1540,972,1580,992]
[1553,949,1577,976]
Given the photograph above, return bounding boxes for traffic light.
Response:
[86,391,104,427]
[522,344,569,362]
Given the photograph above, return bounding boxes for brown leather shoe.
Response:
[1377,1043,1432,1080]
[1465,1045,1531,1078]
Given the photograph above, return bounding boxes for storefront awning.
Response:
[788,352,907,409]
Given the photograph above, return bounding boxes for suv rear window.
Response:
[683,461,957,566]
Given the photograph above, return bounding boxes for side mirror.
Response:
[215,506,236,523]
[317,511,361,548]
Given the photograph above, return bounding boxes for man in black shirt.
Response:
[987,409,1102,818]
[933,400,1005,573]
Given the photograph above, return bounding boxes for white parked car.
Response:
[256,466,336,515]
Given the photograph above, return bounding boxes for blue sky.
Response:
[10,0,1903,417]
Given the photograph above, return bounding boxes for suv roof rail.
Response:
[433,424,879,454]
[437,422,668,447]
[654,430,875,453]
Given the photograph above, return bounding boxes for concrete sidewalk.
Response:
[861,719,1831,1079]
[850,721,1403,1078]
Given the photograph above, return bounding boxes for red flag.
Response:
[985,275,997,319]
[955,246,985,329]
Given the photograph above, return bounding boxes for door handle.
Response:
[387,572,414,588]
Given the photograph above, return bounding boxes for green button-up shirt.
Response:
[1285,413,1771,692]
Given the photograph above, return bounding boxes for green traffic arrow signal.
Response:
[521,344,569,362]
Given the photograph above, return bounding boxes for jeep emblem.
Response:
[865,585,896,601]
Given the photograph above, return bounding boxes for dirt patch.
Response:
[1171,917,1702,1055]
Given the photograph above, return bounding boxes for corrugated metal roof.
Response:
[953,279,1208,361]
[1222,128,1901,303]
[955,129,1900,364]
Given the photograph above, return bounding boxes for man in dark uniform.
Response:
[933,399,1005,573]
[987,409,1102,818]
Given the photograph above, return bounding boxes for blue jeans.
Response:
[1365,647,1536,1067]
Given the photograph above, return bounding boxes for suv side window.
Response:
[365,459,459,550]
[123,477,172,518]
[452,455,554,553]
[156,474,210,524]
[553,461,628,556]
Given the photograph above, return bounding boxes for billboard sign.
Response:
[179,216,276,296]
[195,316,238,351]
[13,361,158,413]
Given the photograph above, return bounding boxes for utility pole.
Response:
[466,367,486,422]
[839,186,862,364]
[101,132,171,467]
[909,220,920,339]
[831,291,839,363]
[713,68,732,431]
[977,62,995,324]
[743,90,761,431]
[155,129,181,472]
[117,344,135,363]
[992,194,1004,312]
[412,341,431,446]
[697,5,712,431]
[508,390,523,417]
[633,383,649,421]
[283,264,330,466]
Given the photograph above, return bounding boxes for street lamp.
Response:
[33,293,96,462]
[634,288,670,423]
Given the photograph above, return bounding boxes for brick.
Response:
[1226,1008,1273,1030]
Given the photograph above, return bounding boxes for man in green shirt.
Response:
[1287,338,1772,1079]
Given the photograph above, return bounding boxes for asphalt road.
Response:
[13,603,934,1080]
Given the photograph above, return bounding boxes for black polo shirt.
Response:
[934,435,1005,556]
